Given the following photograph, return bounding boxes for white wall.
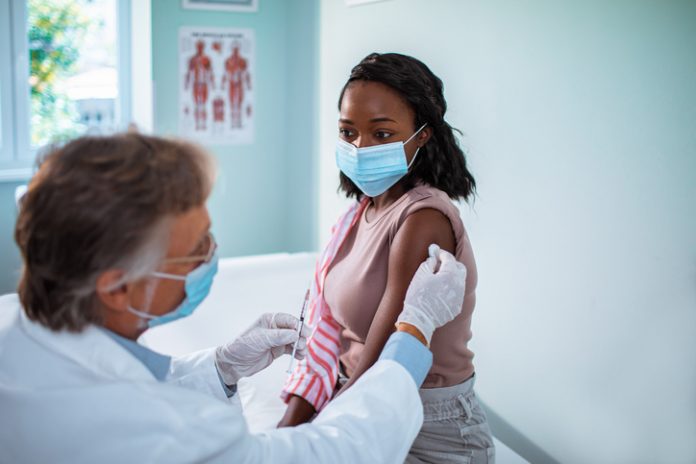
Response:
[316,1,696,463]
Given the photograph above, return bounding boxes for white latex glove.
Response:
[215,313,310,386]
[396,244,467,344]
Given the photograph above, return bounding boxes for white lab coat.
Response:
[0,294,424,463]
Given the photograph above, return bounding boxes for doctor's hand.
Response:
[396,245,467,345]
[215,313,309,386]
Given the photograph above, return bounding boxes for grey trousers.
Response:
[405,375,496,464]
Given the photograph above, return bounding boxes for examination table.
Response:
[143,253,527,463]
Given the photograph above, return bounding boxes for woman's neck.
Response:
[369,181,408,212]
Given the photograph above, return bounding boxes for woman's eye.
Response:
[339,128,355,139]
[375,131,392,140]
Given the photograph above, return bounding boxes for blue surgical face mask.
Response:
[335,123,427,198]
[127,250,219,328]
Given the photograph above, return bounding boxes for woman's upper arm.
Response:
[376,208,456,330]
[348,208,456,378]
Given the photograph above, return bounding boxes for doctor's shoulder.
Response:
[0,293,21,327]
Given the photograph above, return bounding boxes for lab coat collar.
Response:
[101,329,171,381]
[17,299,158,383]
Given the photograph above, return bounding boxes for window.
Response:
[0,0,132,180]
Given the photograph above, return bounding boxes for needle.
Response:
[287,288,310,374]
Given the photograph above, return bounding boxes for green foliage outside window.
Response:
[28,0,91,147]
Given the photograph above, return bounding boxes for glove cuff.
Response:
[215,345,241,386]
[397,305,436,344]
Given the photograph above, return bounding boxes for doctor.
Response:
[0,133,468,463]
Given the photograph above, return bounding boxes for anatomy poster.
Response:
[179,27,254,145]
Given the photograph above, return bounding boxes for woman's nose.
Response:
[354,136,373,149]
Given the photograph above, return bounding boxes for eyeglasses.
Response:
[163,231,217,265]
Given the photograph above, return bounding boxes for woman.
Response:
[280,53,495,463]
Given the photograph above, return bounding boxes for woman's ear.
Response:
[96,270,130,313]
[417,126,433,147]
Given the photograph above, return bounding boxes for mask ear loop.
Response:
[126,277,161,325]
[405,123,428,169]
[407,147,422,169]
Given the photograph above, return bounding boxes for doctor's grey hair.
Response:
[15,133,216,332]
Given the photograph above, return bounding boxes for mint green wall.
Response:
[0,0,318,293]
[316,1,696,462]
[0,183,22,293]
[151,0,318,258]
[285,0,319,252]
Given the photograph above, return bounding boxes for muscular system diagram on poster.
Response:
[180,28,254,144]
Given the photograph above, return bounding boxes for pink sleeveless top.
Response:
[323,185,477,388]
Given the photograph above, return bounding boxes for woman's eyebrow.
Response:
[369,117,397,123]
[339,117,397,124]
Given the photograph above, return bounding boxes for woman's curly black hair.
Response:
[337,52,476,202]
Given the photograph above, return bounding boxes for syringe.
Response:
[286,288,310,374]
